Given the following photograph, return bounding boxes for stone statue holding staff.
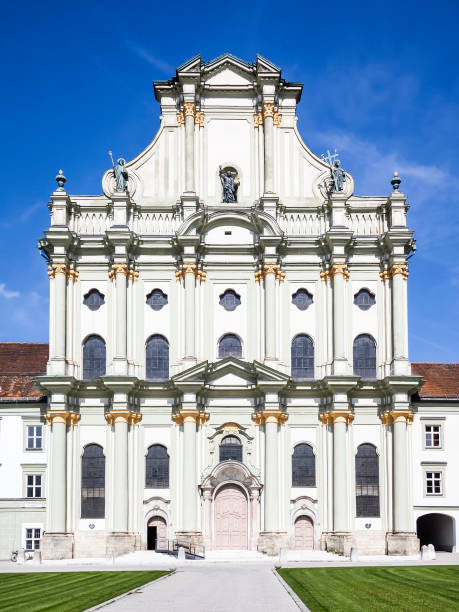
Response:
[108,151,128,192]
[219,166,238,203]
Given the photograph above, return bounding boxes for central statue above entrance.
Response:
[219,166,239,203]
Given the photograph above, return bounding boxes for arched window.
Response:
[81,444,105,518]
[355,444,380,517]
[218,334,242,358]
[291,335,314,379]
[219,435,242,462]
[146,335,169,380]
[292,443,316,487]
[145,445,169,488]
[353,334,376,378]
[83,335,106,380]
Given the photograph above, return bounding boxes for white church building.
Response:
[0,54,458,560]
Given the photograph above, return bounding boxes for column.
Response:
[263,104,274,193]
[51,264,67,374]
[111,264,128,374]
[202,489,212,549]
[331,264,349,375]
[46,412,69,532]
[264,265,277,360]
[183,264,196,360]
[391,265,409,372]
[184,102,195,192]
[392,413,410,532]
[331,412,352,532]
[183,413,197,531]
[264,416,278,531]
[106,409,140,532]
[249,489,260,551]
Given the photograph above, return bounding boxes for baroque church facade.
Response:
[1,54,458,560]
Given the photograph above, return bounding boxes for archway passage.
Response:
[416,513,455,552]
[147,516,167,551]
[294,516,314,549]
[214,484,248,550]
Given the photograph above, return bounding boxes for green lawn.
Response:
[278,566,459,612]
[0,570,170,612]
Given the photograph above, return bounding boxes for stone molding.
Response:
[172,409,210,425]
[105,409,142,425]
[379,409,414,425]
[380,264,409,282]
[45,410,80,426]
[320,264,350,282]
[48,264,79,282]
[319,410,354,425]
[252,410,288,425]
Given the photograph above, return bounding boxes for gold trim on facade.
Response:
[194,110,204,127]
[48,264,79,282]
[45,410,80,426]
[380,264,409,282]
[127,269,140,282]
[176,265,206,282]
[172,410,210,426]
[320,264,350,282]
[105,409,142,426]
[379,409,414,425]
[108,263,129,281]
[183,102,196,117]
[253,112,263,128]
[177,112,185,127]
[252,410,288,426]
[255,265,285,282]
[319,410,355,425]
[262,103,275,119]
[273,113,282,127]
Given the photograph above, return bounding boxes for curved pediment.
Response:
[176,209,283,241]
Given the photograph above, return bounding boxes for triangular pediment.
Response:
[203,54,254,86]
[172,358,290,388]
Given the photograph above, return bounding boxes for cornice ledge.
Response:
[382,375,423,395]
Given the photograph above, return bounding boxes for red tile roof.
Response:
[412,363,459,399]
[0,343,48,400]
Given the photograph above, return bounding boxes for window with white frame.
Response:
[425,424,441,448]
[25,528,41,550]
[26,474,42,498]
[26,425,43,450]
[425,471,442,495]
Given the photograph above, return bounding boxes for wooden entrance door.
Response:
[147,516,167,550]
[294,516,314,549]
[214,484,248,549]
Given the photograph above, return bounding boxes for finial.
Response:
[391,171,401,192]
[55,169,67,191]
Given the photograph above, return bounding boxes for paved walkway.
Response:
[102,564,300,612]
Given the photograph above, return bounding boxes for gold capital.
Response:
[184,102,196,117]
[253,112,263,128]
[331,264,350,280]
[177,112,185,127]
[194,110,204,127]
[252,410,288,426]
[263,103,275,119]
[45,410,80,426]
[380,264,409,281]
[127,269,139,282]
[173,410,209,426]
[319,410,354,425]
[108,263,129,281]
[379,410,414,425]
[176,265,206,282]
[105,409,142,425]
[273,113,282,128]
[48,264,76,280]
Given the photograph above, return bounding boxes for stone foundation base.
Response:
[386,532,420,556]
[174,531,204,548]
[106,533,138,557]
[257,531,290,556]
[351,531,387,555]
[41,533,74,560]
[324,532,354,556]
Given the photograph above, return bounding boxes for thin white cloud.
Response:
[124,39,175,75]
[0,283,20,299]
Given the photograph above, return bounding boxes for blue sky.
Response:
[1,0,458,362]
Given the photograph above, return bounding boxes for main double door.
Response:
[214,484,248,549]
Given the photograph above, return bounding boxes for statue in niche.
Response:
[321,149,346,193]
[108,151,128,192]
[219,166,239,203]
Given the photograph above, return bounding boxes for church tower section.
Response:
[37,54,420,559]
